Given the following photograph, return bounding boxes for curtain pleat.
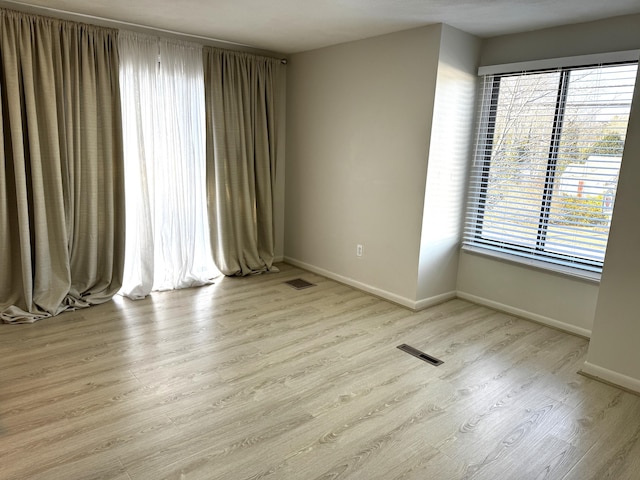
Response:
[0,10,124,323]
[203,48,280,276]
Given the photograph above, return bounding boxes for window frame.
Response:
[464,60,638,276]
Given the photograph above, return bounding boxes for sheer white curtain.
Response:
[119,32,218,299]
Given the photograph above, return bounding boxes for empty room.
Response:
[2,0,640,479]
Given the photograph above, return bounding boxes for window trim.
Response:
[465,60,638,274]
[478,50,640,76]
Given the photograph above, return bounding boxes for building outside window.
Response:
[464,61,638,275]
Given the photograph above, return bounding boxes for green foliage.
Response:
[590,133,625,156]
[551,195,609,226]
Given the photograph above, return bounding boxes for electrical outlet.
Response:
[356,244,364,257]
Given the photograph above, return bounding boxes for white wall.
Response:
[457,14,640,336]
[417,25,480,306]
[285,24,481,308]
[582,66,640,391]
[480,13,640,66]
[457,254,598,337]
[284,25,444,306]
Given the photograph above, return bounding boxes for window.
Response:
[463,62,638,275]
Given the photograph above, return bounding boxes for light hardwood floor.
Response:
[2,264,640,480]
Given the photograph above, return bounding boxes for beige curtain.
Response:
[203,48,280,276]
[0,10,124,323]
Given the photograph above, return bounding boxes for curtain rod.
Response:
[0,0,288,63]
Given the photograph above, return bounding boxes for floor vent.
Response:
[397,344,444,366]
[284,278,316,290]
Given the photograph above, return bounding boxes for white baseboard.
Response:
[456,291,592,338]
[284,257,415,308]
[282,259,592,337]
[279,260,639,394]
[581,361,640,394]
[273,255,285,263]
[284,257,454,311]
[415,291,458,310]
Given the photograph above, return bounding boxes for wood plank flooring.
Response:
[2,263,640,479]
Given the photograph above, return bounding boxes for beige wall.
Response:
[417,26,480,305]
[285,24,480,307]
[481,13,640,66]
[583,66,640,391]
[457,14,640,336]
[457,254,598,337]
[284,24,443,306]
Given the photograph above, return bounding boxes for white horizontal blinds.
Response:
[464,62,638,273]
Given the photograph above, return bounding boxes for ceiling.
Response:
[3,0,640,54]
